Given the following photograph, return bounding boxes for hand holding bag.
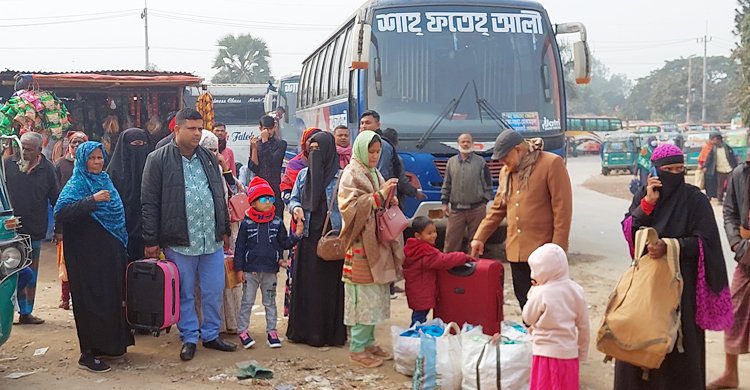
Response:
[376,187,408,243]
[316,174,345,261]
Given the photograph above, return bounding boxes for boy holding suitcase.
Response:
[234,177,302,348]
[403,217,474,326]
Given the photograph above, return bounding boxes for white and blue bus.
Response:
[295,0,590,225]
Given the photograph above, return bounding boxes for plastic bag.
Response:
[413,322,462,390]
[392,318,445,376]
[461,324,533,390]
[694,169,705,190]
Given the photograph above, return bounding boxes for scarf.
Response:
[352,131,381,190]
[302,132,339,211]
[106,128,153,237]
[246,206,276,224]
[301,127,322,158]
[337,144,352,169]
[499,138,544,201]
[54,142,128,248]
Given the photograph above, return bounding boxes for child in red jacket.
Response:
[403,217,474,326]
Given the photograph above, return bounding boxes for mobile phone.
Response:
[649,166,659,178]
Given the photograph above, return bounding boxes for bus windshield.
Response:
[368,6,562,138]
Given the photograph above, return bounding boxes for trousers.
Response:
[238,271,278,333]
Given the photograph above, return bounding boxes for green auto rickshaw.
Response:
[0,135,32,347]
[601,131,641,175]
[723,128,750,164]
[683,131,712,171]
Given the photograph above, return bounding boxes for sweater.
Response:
[234,216,300,273]
[522,244,589,360]
[402,238,472,311]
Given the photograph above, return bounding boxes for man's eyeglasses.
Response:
[258,196,275,204]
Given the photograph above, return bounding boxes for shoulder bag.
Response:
[316,174,346,261]
[226,177,250,223]
[376,187,409,243]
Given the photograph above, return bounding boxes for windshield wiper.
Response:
[415,81,470,149]
[472,80,513,131]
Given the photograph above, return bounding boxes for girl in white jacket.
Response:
[522,243,590,390]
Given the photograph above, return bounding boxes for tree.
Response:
[733,0,750,123]
[211,34,272,84]
[561,43,632,116]
[623,56,738,122]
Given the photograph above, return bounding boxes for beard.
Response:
[459,147,473,154]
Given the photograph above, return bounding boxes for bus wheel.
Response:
[602,168,610,176]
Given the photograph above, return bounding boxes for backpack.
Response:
[596,227,683,376]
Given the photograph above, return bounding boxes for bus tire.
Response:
[602,168,610,176]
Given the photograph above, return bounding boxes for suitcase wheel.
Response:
[165,326,171,334]
[130,328,136,335]
[152,330,160,337]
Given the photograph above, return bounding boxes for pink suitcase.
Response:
[126,259,180,337]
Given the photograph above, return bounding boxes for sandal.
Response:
[365,345,393,361]
[350,352,383,368]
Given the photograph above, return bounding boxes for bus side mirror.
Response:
[350,21,372,70]
[556,22,591,85]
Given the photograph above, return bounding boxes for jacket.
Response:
[288,167,342,237]
[375,131,397,180]
[4,156,59,241]
[522,244,589,360]
[234,216,300,273]
[403,238,471,311]
[724,162,750,249]
[705,144,737,174]
[141,141,230,249]
[440,153,493,208]
[473,152,573,262]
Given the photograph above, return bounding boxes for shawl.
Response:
[338,155,404,284]
[55,142,128,248]
[302,132,339,211]
[352,131,381,189]
[498,138,543,201]
[337,144,352,169]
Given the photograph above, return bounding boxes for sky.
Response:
[0,0,738,82]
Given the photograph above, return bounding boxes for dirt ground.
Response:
[0,171,748,389]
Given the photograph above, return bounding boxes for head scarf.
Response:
[352,131,381,189]
[302,132,339,211]
[651,144,685,200]
[107,128,152,236]
[301,127,322,158]
[54,142,128,248]
[200,130,219,151]
[66,131,89,160]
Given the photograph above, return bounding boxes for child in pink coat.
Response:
[522,243,589,390]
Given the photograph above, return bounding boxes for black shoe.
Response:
[78,353,111,373]
[180,343,197,361]
[202,338,237,352]
[18,314,45,325]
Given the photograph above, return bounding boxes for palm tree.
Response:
[211,34,272,84]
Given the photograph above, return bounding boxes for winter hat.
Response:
[247,176,275,204]
[650,144,684,167]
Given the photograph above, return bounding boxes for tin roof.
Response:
[0,69,203,89]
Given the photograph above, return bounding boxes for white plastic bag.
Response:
[499,342,532,390]
[461,326,498,390]
[392,318,445,376]
[413,322,463,390]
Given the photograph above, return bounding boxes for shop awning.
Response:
[1,69,203,89]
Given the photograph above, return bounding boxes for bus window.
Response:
[339,26,352,97]
[330,35,343,98]
[597,119,609,132]
[320,44,332,102]
[584,119,597,131]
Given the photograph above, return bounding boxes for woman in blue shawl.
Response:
[54,141,133,373]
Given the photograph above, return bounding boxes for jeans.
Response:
[510,262,532,309]
[238,272,278,333]
[350,324,375,353]
[17,240,42,315]
[411,310,429,327]
[165,248,225,344]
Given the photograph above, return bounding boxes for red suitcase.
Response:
[435,259,503,335]
[126,259,180,336]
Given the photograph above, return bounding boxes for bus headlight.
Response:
[1,247,22,270]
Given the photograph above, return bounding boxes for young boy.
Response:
[403,216,474,326]
[234,177,302,349]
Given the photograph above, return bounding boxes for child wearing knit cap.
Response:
[234,177,302,349]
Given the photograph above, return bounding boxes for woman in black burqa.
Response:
[617,144,733,389]
[107,128,153,261]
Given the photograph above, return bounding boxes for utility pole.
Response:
[686,57,692,123]
[698,29,712,123]
[141,0,150,70]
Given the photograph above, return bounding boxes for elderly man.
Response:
[142,108,236,361]
[703,132,737,203]
[441,133,493,253]
[470,130,572,308]
[5,132,60,324]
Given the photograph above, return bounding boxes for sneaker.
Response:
[267,331,282,348]
[18,314,45,325]
[78,353,111,373]
[239,331,255,349]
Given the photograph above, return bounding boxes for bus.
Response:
[296,0,591,227]
[565,116,623,154]
[187,84,267,167]
[264,74,307,152]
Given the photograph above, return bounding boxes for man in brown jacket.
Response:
[470,130,572,308]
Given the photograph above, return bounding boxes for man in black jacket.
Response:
[703,132,737,203]
[141,108,235,361]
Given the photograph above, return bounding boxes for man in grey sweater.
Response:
[441,133,493,253]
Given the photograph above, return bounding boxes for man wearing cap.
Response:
[470,130,572,309]
[702,132,737,203]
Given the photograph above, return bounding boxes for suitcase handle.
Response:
[448,262,476,277]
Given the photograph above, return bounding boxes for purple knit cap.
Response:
[651,144,684,167]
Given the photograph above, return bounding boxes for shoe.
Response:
[203,338,237,352]
[267,331,282,348]
[18,314,45,325]
[392,285,405,293]
[180,343,196,361]
[78,353,111,373]
[58,300,70,310]
[365,345,393,361]
[239,331,256,349]
[350,352,383,368]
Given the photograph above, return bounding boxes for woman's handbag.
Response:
[376,188,408,243]
[316,175,346,261]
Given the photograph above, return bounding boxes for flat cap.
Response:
[492,130,525,160]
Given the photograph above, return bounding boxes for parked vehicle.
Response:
[683,131,712,170]
[0,135,32,347]
[723,128,750,164]
[601,131,640,175]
